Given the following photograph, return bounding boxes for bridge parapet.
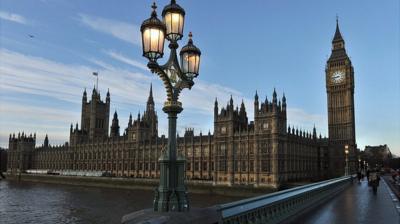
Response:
[215,176,353,224]
[121,176,353,224]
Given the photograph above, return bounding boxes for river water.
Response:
[0,180,244,224]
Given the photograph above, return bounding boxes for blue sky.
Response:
[0,0,399,155]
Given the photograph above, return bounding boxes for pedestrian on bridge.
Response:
[357,169,362,183]
[369,168,381,194]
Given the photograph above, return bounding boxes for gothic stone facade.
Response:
[7,22,356,188]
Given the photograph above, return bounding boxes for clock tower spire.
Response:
[326,18,357,177]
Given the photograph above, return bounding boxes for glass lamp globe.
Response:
[162,0,185,41]
[180,32,201,79]
[141,3,166,61]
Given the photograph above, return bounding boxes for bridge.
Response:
[122,176,400,224]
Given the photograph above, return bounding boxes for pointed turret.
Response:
[229,95,234,108]
[128,113,133,127]
[148,83,154,105]
[240,100,245,112]
[83,88,87,102]
[106,88,110,103]
[272,88,277,104]
[282,93,287,110]
[330,17,347,54]
[254,91,259,114]
[332,17,344,43]
[313,125,317,139]
[145,84,155,113]
[214,98,218,119]
[110,110,120,138]
[44,134,49,147]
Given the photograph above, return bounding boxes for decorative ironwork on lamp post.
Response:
[344,145,349,176]
[140,1,201,212]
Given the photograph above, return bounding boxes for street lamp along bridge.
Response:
[140,0,201,212]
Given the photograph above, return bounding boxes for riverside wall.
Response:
[4,173,275,197]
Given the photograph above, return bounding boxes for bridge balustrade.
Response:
[215,176,352,224]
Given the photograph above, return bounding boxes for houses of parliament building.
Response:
[6,21,358,188]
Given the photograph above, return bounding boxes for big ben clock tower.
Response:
[326,19,357,177]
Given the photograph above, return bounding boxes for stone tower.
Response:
[213,96,249,186]
[70,87,110,145]
[81,87,110,140]
[253,89,287,187]
[326,19,357,177]
[7,132,36,173]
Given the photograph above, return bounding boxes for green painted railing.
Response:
[215,176,353,224]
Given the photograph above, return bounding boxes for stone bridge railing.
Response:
[122,176,353,224]
[214,176,353,224]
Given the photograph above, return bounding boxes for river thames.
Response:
[0,180,244,224]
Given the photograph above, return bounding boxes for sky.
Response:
[0,0,399,155]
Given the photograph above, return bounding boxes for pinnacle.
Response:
[333,17,344,42]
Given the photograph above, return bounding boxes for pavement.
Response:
[383,175,400,199]
[299,177,400,224]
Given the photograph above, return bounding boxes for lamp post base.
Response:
[154,154,189,212]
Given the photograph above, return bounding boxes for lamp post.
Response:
[140,1,201,212]
[344,145,349,176]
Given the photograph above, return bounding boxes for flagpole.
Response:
[93,72,99,91]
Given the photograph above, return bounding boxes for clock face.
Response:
[331,70,345,84]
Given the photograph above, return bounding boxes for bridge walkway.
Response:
[300,177,400,224]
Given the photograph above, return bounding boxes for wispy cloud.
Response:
[78,13,141,45]
[0,102,79,147]
[287,108,327,135]
[104,50,148,71]
[0,11,28,24]
[0,48,327,147]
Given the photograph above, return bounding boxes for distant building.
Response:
[363,144,392,168]
[6,21,357,188]
[0,148,7,172]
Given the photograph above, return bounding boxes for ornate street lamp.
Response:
[140,1,201,212]
[344,145,349,176]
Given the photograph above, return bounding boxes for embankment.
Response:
[5,173,275,197]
